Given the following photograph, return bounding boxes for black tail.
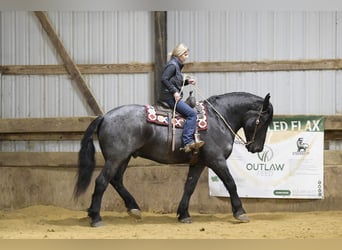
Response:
[73,116,104,199]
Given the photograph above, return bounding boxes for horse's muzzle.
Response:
[246,143,264,153]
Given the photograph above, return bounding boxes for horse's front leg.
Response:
[177,165,205,223]
[210,159,250,223]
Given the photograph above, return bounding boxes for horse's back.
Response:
[105,104,145,119]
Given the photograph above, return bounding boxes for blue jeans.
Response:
[165,98,197,146]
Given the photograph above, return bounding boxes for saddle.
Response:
[146,92,208,130]
[146,92,208,164]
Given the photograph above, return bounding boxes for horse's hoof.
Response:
[91,220,104,227]
[128,209,142,220]
[234,213,250,223]
[178,217,192,224]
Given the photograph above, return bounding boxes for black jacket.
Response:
[159,56,189,101]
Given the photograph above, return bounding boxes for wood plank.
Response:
[0,152,81,167]
[0,116,340,142]
[325,131,342,140]
[0,152,159,167]
[2,132,340,141]
[184,59,342,73]
[0,64,153,75]
[0,150,340,168]
[79,63,153,74]
[0,133,84,141]
[2,59,342,75]
[34,11,103,116]
[0,117,96,133]
[324,115,342,130]
[153,11,167,102]
[324,150,342,165]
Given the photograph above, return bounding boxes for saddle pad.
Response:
[145,102,208,130]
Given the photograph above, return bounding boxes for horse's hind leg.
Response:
[87,159,120,227]
[109,161,142,220]
[177,165,205,223]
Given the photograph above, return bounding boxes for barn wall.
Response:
[0,11,153,152]
[1,11,341,121]
[0,11,153,119]
[167,11,341,115]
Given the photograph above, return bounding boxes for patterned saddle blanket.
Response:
[145,101,208,130]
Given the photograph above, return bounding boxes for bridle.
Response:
[245,107,266,146]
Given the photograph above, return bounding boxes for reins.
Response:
[192,84,265,146]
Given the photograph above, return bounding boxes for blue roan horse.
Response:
[74,92,273,227]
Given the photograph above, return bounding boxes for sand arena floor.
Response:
[0,205,341,239]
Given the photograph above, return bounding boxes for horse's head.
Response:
[243,93,273,153]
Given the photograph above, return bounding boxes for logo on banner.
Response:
[293,137,310,155]
[245,145,285,176]
[257,145,274,162]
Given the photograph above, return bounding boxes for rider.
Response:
[159,43,204,153]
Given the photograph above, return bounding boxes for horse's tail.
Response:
[73,115,104,200]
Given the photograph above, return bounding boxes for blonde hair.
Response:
[169,43,189,59]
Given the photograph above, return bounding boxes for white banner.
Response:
[209,116,324,199]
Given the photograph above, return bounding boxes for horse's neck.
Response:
[207,93,261,131]
[218,100,255,132]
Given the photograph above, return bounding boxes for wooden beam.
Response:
[0,117,96,133]
[325,150,342,166]
[0,152,159,168]
[324,115,342,130]
[0,152,86,167]
[0,116,341,141]
[0,117,96,141]
[183,59,342,73]
[2,59,342,76]
[325,131,342,140]
[0,63,154,75]
[34,11,103,116]
[0,151,340,168]
[153,11,167,102]
[2,131,340,141]
[0,116,341,134]
[0,133,84,141]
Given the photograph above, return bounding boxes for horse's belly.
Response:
[135,149,190,165]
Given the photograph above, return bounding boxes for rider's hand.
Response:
[188,78,196,85]
[174,92,181,102]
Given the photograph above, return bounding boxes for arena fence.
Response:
[0,115,341,213]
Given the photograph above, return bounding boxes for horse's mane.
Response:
[205,92,261,105]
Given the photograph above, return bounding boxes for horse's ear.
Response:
[263,93,271,111]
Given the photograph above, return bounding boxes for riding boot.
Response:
[183,140,205,153]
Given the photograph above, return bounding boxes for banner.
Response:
[208,116,324,199]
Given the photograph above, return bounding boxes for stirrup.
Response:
[182,140,205,153]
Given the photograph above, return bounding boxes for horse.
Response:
[74,91,273,227]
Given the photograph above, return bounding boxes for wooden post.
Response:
[34,11,104,116]
[153,11,167,103]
